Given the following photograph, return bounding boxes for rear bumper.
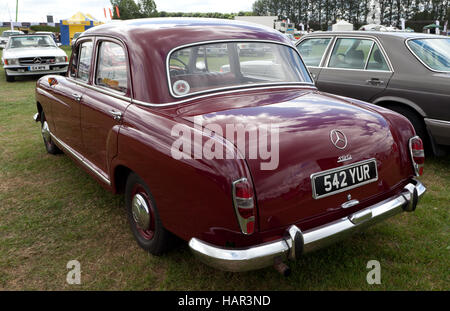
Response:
[189,179,426,272]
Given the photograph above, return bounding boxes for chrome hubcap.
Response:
[41,121,50,142]
[132,193,150,230]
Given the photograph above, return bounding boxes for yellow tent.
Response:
[60,12,103,45]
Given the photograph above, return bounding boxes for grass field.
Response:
[0,47,449,290]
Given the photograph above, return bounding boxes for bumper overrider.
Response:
[189,179,426,272]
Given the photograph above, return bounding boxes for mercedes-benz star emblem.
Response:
[33,57,42,64]
[330,129,348,150]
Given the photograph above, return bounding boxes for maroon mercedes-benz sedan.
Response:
[33,18,426,273]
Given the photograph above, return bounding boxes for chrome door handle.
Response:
[366,79,384,85]
[72,93,82,101]
[110,110,122,121]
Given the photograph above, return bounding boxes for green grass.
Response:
[0,48,449,290]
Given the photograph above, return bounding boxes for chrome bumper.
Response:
[189,180,426,272]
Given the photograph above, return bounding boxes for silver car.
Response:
[296,31,450,155]
[1,34,69,82]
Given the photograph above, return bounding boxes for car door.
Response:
[80,38,131,176]
[296,36,333,81]
[50,38,94,152]
[316,36,393,101]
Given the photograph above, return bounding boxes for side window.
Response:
[328,38,372,69]
[296,38,331,67]
[366,43,389,71]
[77,41,93,82]
[95,41,128,93]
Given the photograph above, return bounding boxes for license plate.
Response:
[28,65,49,71]
[311,159,378,199]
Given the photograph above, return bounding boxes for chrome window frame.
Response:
[74,39,95,82]
[298,34,394,73]
[296,36,334,68]
[405,37,450,74]
[324,36,393,72]
[166,39,315,99]
[93,38,130,95]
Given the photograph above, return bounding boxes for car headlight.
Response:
[56,56,68,63]
[4,58,19,65]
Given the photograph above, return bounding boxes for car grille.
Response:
[19,57,56,65]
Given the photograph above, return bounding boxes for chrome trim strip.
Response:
[50,133,111,185]
[310,158,378,200]
[364,41,375,70]
[405,37,450,74]
[424,118,450,126]
[131,85,316,108]
[189,180,426,272]
[165,39,315,99]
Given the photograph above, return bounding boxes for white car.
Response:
[1,34,69,82]
[0,30,24,49]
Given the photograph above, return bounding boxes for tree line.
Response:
[110,0,252,20]
[252,0,450,31]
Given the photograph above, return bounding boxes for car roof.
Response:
[82,17,291,47]
[301,30,448,40]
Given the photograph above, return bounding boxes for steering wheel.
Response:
[336,53,346,63]
[170,57,188,75]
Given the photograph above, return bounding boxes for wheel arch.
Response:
[373,96,426,117]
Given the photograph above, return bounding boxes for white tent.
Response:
[332,20,353,31]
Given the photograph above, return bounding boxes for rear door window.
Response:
[366,43,389,71]
[328,38,373,69]
[95,41,128,93]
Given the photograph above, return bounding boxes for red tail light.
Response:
[409,136,424,176]
[232,178,256,235]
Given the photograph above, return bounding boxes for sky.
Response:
[0,0,255,23]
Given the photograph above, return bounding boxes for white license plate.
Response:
[28,65,49,71]
[310,159,378,199]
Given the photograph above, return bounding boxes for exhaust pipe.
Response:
[274,257,291,277]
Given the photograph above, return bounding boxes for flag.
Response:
[115,6,120,18]
[104,8,107,19]
[109,8,113,19]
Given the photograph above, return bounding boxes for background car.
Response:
[1,34,69,82]
[33,18,425,273]
[71,32,82,46]
[296,31,450,155]
[0,30,24,49]
[33,31,60,46]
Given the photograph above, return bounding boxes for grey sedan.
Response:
[296,31,450,155]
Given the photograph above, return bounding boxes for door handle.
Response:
[366,78,384,85]
[72,93,82,101]
[110,110,122,121]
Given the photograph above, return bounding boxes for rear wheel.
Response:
[5,72,14,82]
[40,111,61,154]
[125,172,173,255]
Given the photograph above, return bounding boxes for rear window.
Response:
[168,41,312,98]
[407,38,450,72]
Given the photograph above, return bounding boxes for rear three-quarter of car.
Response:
[33,18,426,273]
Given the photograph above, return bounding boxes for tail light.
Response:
[409,136,424,176]
[232,178,256,235]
